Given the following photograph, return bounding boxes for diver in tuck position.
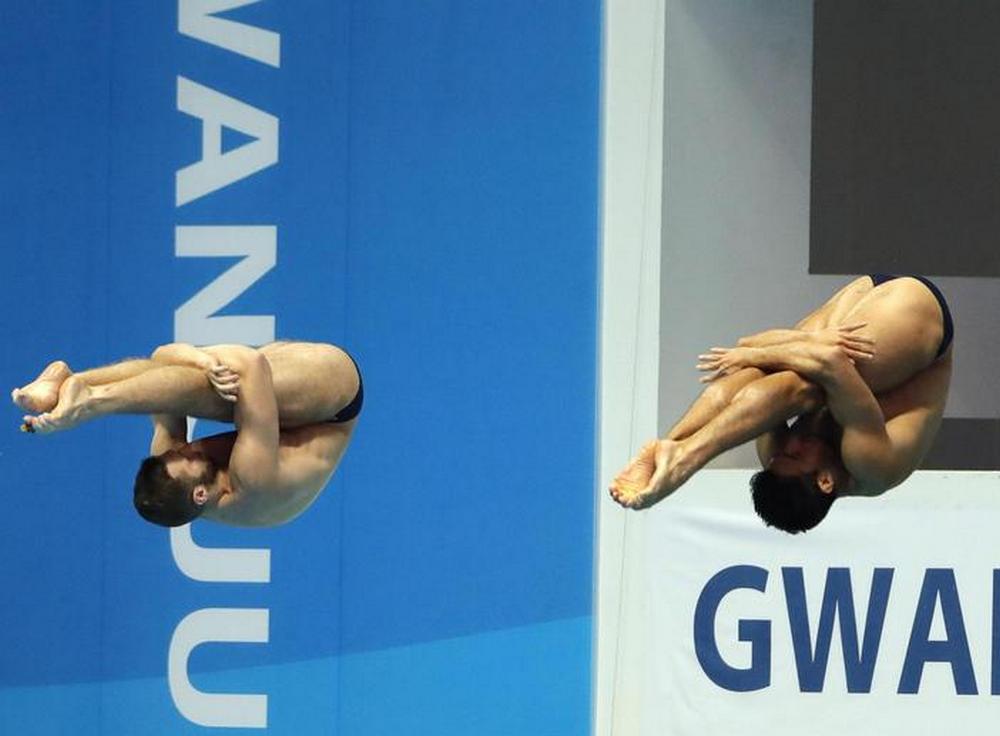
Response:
[609,274,954,532]
[13,341,362,528]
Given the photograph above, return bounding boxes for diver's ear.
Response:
[192,485,209,506]
[816,470,836,495]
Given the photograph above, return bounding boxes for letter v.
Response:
[179,0,280,67]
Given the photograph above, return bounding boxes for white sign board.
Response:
[607,470,1000,736]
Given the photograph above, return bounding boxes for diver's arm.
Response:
[737,329,811,348]
[223,348,280,494]
[804,349,897,488]
[753,345,899,489]
[150,414,188,455]
[732,324,874,359]
[698,341,898,488]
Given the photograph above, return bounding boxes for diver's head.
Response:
[133,446,222,527]
[751,433,847,533]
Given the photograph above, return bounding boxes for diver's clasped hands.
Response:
[185,347,241,404]
[207,363,241,403]
[808,322,877,361]
[695,346,758,383]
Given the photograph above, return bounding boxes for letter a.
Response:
[898,569,977,695]
[176,77,278,206]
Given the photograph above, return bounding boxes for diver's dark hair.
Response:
[750,469,835,534]
[133,455,207,527]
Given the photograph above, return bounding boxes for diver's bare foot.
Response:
[609,441,658,506]
[12,360,72,413]
[609,439,685,510]
[22,375,92,434]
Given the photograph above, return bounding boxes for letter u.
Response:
[168,607,270,728]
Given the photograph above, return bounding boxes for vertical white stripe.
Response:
[595,0,664,734]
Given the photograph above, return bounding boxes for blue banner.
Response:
[0,1,599,733]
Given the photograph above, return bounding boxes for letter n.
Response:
[174,225,276,346]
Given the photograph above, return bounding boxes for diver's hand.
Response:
[207,364,240,403]
[696,346,755,383]
[810,322,875,363]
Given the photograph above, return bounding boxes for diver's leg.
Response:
[256,342,360,425]
[612,371,821,509]
[23,365,233,434]
[665,368,766,440]
[608,368,768,498]
[12,357,160,413]
[14,343,223,413]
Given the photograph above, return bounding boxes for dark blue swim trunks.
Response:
[870,274,954,358]
[330,352,363,423]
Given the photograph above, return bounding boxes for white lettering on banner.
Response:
[171,512,270,583]
[174,226,277,345]
[170,3,281,728]
[179,0,281,67]
[176,77,279,207]
[169,608,270,728]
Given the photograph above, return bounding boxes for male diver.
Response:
[609,275,953,532]
[13,341,362,528]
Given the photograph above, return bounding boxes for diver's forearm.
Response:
[737,329,810,348]
[739,342,838,383]
[149,414,189,455]
[757,345,881,430]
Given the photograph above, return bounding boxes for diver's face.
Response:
[164,455,209,483]
[161,448,217,507]
[769,433,829,476]
[162,448,212,484]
